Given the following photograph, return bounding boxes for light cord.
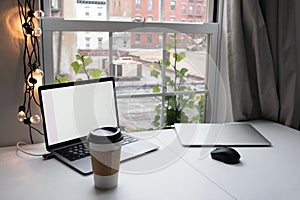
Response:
[16,141,47,157]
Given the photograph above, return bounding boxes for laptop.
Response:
[38,77,159,175]
[174,123,271,147]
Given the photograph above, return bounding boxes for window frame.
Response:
[41,0,222,123]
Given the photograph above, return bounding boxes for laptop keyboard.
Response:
[56,134,138,162]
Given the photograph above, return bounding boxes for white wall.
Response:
[0,0,43,147]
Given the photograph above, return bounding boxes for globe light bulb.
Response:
[17,111,26,122]
[30,115,41,124]
[17,106,26,122]
[33,68,44,78]
[33,10,45,19]
[34,27,42,37]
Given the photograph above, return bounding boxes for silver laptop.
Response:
[174,123,271,147]
[38,77,159,175]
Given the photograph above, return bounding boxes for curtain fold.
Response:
[226,0,297,127]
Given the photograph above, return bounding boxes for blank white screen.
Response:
[41,81,118,145]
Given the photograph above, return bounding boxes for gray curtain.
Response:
[226,0,297,128]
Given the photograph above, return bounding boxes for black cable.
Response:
[17,0,44,144]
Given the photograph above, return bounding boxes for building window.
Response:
[147,34,152,44]
[135,33,141,44]
[197,5,201,16]
[148,0,153,10]
[182,4,186,14]
[97,7,103,17]
[170,16,176,22]
[85,37,91,48]
[189,5,194,15]
[123,40,127,48]
[148,16,153,22]
[171,0,176,11]
[98,37,103,49]
[136,0,141,9]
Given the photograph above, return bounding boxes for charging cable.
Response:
[16,142,53,159]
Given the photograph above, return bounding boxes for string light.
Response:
[17,106,26,122]
[17,0,44,144]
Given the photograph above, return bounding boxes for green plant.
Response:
[151,33,205,128]
[55,54,102,83]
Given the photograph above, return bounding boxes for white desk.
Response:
[1,121,300,200]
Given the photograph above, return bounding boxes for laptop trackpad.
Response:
[121,141,159,161]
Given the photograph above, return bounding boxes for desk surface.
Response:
[1,121,300,200]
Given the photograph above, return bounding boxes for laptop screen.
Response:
[39,78,118,146]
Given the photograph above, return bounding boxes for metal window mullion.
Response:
[205,31,219,123]
[109,32,113,76]
[161,32,167,127]
[42,29,54,84]
[116,90,208,99]
[42,18,218,34]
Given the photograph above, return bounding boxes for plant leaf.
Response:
[88,69,102,79]
[165,59,171,67]
[71,61,83,74]
[152,85,160,93]
[177,52,186,62]
[152,121,160,127]
[55,76,69,83]
[151,70,160,78]
[180,68,188,76]
[83,57,93,67]
[165,76,171,84]
[75,54,82,60]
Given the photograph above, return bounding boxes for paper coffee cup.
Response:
[88,127,123,189]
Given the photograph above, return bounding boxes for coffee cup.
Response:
[88,126,123,189]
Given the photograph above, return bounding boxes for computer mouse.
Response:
[210,147,241,164]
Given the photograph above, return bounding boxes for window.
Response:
[42,0,219,131]
[136,0,141,9]
[97,7,103,17]
[135,33,141,44]
[84,6,90,17]
[135,14,142,21]
[85,37,91,48]
[123,40,127,48]
[197,5,202,16]
[98,37,103,49]
[148,15,153,21]
[147,34,152,44]
[189,5,194,15]
[171,0,176,11]
[182,3,186,14]
[148,0,153,10]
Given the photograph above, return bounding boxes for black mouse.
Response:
[210,147,241,164]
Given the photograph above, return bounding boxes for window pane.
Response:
[49,0,208,22]
[49,29,207,130]
[117,96,162,131]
